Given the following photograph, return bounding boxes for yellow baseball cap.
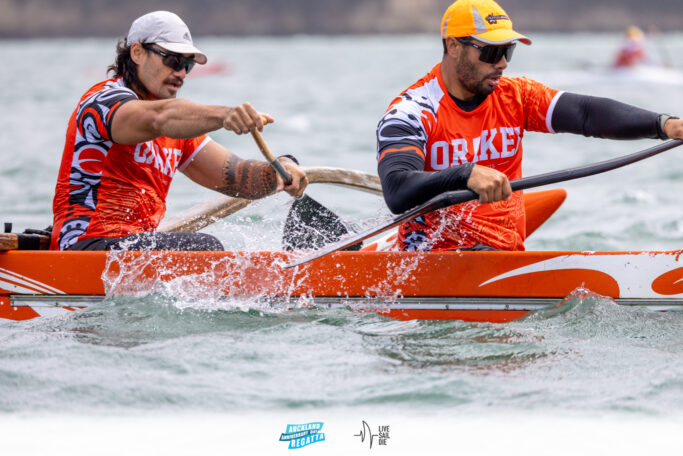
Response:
[441,0,531,45]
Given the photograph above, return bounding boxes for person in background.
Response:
[376,0,683,252]
[51,11,307,251]
[612,25,650,68]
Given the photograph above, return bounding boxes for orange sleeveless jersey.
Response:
[51,79,211,250]
[377,63,561,251]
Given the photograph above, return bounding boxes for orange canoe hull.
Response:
[2,249,682,323]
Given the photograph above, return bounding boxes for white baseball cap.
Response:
[127,11,207,64]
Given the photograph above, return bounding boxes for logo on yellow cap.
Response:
[485,14,509,25]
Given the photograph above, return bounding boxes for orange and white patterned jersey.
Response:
[51,78,211,250]
[377,63,561,251]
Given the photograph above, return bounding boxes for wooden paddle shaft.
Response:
[251,129,292,185]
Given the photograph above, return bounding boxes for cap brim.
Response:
[471,29,532,46]
[157,42,208,64]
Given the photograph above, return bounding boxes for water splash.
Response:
[521,287,683,343]
[100,249,315,315]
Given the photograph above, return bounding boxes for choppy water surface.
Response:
[1,34,683,453]
[2,286,681,414]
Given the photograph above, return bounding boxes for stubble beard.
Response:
[455,53,500,97]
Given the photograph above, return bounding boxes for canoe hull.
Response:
[2,249,683,322]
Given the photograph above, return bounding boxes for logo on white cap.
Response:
[127,11,207,64]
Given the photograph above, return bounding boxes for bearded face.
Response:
[454,48,504,97]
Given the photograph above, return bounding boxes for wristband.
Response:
[277,154,299,165]
[657,114,679,140]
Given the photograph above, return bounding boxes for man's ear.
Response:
[130,42,145,65]
[445,37,460,58]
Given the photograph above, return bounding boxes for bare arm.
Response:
[182,140,307,198]
[110,99,274,145]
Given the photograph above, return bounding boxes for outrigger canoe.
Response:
[2,174,682,323]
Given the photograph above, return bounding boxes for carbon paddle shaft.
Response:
[284,139,683,269]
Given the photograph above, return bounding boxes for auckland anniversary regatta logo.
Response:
[279,422,326,449]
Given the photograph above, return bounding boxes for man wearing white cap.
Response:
[51,11,307,251]
[377,0,683,252]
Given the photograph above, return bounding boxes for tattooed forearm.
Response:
[218,155,277,199]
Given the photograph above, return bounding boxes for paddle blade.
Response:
[282,195,361,251]
[284,191,458,268]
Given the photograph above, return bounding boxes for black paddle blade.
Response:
[282,195,361,251]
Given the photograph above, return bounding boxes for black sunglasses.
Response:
[142,44,196,74]
[455,37,516,64]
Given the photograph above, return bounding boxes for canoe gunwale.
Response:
[8,294,683,311]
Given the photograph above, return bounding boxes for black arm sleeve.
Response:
[551,92,666,140]
[378,151,474,214]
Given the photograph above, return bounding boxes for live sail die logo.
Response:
[354,420,390,449]
[279,422,326,449]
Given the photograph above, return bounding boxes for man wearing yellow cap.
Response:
[377,0,683,252]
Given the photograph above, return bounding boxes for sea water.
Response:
[1,34,682,455]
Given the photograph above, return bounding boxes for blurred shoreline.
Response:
[1,0,683,38]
